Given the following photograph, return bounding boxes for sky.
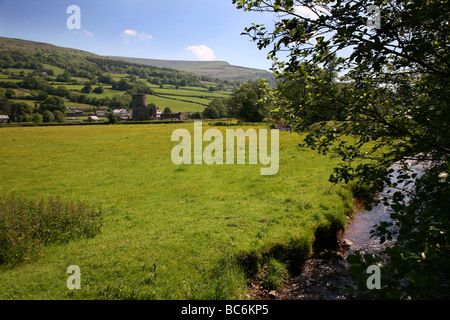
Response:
[0,0,281,71]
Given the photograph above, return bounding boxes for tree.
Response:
[42,110,55,123]
[30,90,48,101]
[201,105,219,119]
[53,110,66,123]
[39,96,65,113]
[5,88,15,99]
[6,102,33,122]
[229,80,268,122]
[81,83,92,94]
[163,107,172,113]
[55,86,69,98]
[235,0,450,298]
[109,94,131,109]
[209,98,227,118]
[190,111,202,119]
[98,74,114,84]
[56,70,71,82]
[31,113,42,123]
[113,78,133,91]
[93,85,104,94]
[106,111,117,124]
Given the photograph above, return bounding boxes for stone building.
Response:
[131,93,150,121]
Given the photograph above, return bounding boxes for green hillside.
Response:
[0,36,243,117]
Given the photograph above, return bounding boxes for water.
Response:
[261,161,425,300]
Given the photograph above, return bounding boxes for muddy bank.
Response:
[250,161,424,300]
[251,202,393,300]
[273,206,396,300]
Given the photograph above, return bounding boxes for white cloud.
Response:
[294,5,328,20]
[82,29,94,37]
[186,45,216,61]
[139,32,153,40]
[122,29,138,36]
[121,29,152,43]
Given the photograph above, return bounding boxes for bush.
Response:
[106,111,117,124]
[42,110,55,123]
[201,105,219,119]
[208,121,235,126]
[0,194,102,265]
[53,110,66,123]
[93,85,104,94]
[31,113,42,123]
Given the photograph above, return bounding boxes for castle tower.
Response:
[131,93,150,121]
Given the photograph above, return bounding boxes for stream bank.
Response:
[249,201,392,300]
[249,161,424,300]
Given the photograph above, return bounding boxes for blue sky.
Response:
[0,0,278,71]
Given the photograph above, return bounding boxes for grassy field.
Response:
[148,95,208,113]
[0,122,353,299]
[2,67,231,113]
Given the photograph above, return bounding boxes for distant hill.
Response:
[0,36,240,114]
[0,37,275,85]
[105,57,276,85]
[0,36,97,57]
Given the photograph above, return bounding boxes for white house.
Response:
[113,109,129,117]
[0,115,9,123]
[87,115,101,122]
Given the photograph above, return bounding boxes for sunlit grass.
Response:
[0,123,353,299]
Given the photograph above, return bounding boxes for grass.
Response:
[147,95,206,113]
[0,194,102,265]
[0,122,354,299]
[2,68,228,114]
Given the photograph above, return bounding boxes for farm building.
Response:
[66,108,84,117]
[87,115,101,122]
[0,115,9,123]
[113,109,129,117]
[77,106,92,113]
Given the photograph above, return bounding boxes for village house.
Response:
[155,107,162,119]
[113,109,129,117]
[0,115,9,123]
[87,115,101,122]
[74,106,92,115]
[66,109,83,117]
[96,110,106,117]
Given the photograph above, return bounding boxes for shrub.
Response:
[42,110,55,123]
[53,110,66,123]
[31,113,42,123]
[0,194,102,265]
[208,121,237,126]
[106,111,117,124]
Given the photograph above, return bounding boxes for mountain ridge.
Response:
[104,56,275,84]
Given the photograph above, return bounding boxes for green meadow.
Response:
[0,123,353,299]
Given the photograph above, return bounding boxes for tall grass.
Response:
[0,194,102,265]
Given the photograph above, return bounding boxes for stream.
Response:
[258,161,425,300]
